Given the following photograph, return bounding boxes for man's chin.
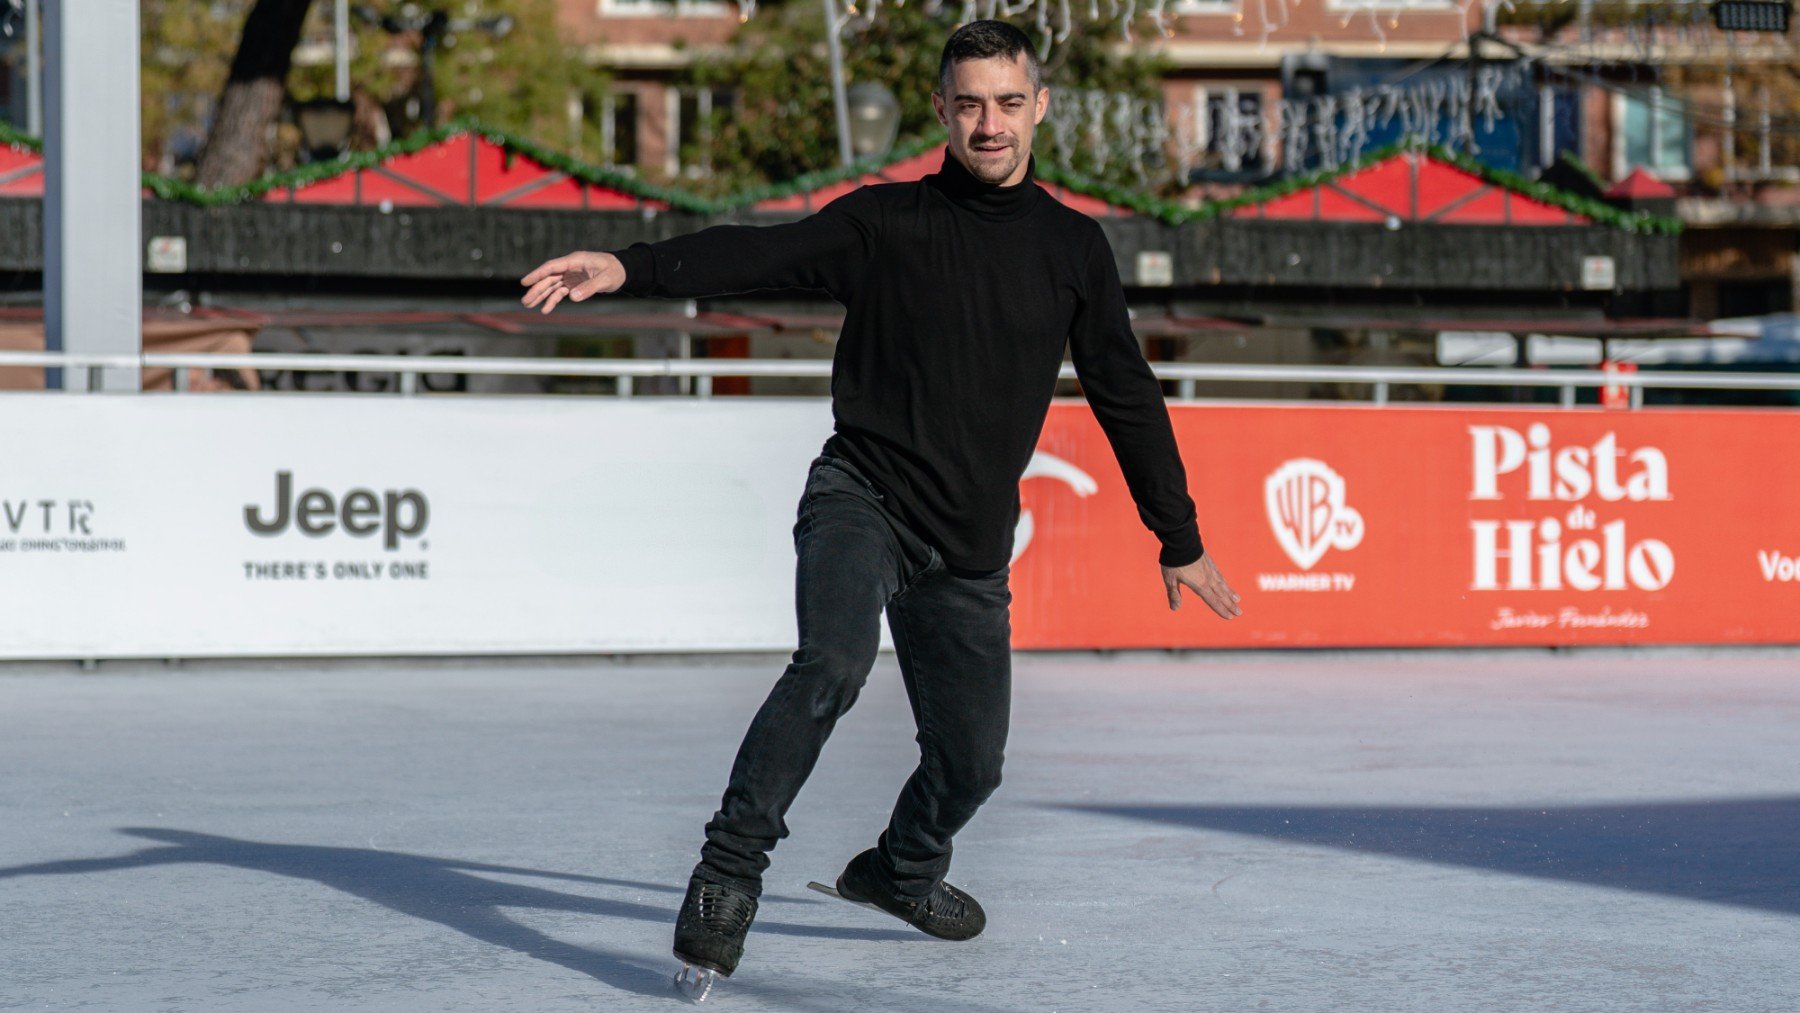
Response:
[967,152,1020,184]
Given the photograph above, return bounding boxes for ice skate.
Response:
[832,847,986,941]
[671,870,758,1002]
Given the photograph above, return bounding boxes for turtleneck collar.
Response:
[927,148,1042,222]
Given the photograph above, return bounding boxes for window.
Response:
[1328,0,1452,8]
[665,86,732,179]
[597,0,728,16]
[1616,87,1691,180]
[1178,86,1266,179]
[602,90,638,168]
[1169,0,1236,12]
[1209,89,1266,172]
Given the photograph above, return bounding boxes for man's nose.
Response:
[978,104,1005,137]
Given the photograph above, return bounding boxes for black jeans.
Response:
[697,453,1013,900]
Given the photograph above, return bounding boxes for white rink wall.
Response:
[0,395,838,659]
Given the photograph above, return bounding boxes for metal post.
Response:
[1373,381,1389,405]
[24,0,39,137]
[42,0,142,393]
[1559,384,1575,408]
[1722,71,1735,179]
[618,375,634,397]
[1177,377,1196,401]
[398,371,418,395]
[1758,86,1772,177]
[1647,85,1662,167]
[334,0,350,102]
[1538,83,1555,169]
[822,0,853,168]
[696,374,713,398]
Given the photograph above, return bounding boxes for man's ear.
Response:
[1034,86,1049,125]
[932,90,947,127]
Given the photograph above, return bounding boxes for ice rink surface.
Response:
[3,648,1798,1012]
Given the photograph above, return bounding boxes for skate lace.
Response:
[694,881,756,935]
[922,885,967,923]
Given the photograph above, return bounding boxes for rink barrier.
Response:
[6,350,1800,405]
[0,392,1795,657]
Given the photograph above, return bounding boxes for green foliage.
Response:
[681,4,1168,196]
[0,118,41,152]
[681,2,957,195]
[140,0,254,171]
[139,0,606,175]
[285,0,610,162]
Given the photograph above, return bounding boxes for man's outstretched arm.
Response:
[522,188,880,312]
[1067,224,1240,620]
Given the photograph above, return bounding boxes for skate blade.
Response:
[673,963,718,1003]
[807,880,883,913]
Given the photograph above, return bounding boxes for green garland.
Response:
[1,116,1678,234]
[716,133,948,212]
[0,119,41,153]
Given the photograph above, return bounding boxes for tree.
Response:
[681,5,1169,195]
[141,1,251,174]
[286,0,610,161]
[143,0,609,185]
[194,0,315,187]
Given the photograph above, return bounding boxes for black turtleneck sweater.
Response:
[610,151,1203,573]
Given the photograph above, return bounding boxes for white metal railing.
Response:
[3,351,1799,407]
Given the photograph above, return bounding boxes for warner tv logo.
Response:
[1258,458,1362,592]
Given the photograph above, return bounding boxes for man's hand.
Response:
[520,251,626,314]
[1162,552,1241,619]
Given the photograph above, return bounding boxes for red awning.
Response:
[1231,150,1593,227]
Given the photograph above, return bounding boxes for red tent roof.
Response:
[751,142,1137,218]
[1605,167,1677,200]
[261,132,671,210]
[1230,150,1594,226]
[0,141,44,198]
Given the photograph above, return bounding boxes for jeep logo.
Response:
[245,471,429,550]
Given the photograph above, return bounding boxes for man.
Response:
[521,19,1240,987]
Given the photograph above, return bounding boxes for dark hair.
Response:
[936,20,1042,96]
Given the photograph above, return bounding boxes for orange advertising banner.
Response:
[1011,403,1800,648]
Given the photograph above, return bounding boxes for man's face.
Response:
[932,52,1048,187]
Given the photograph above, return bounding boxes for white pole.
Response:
[821,0,853,167]
[335,0,350,102]
[43,0,141,392]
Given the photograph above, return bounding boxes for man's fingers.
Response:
[1196,585,1237,619]
[1207,588,1241,619]
[1164,575,1181,611]
[522,276,562,308]
[540,285,568,315]
[1183,575,1242,619]
[520,257,573,288]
